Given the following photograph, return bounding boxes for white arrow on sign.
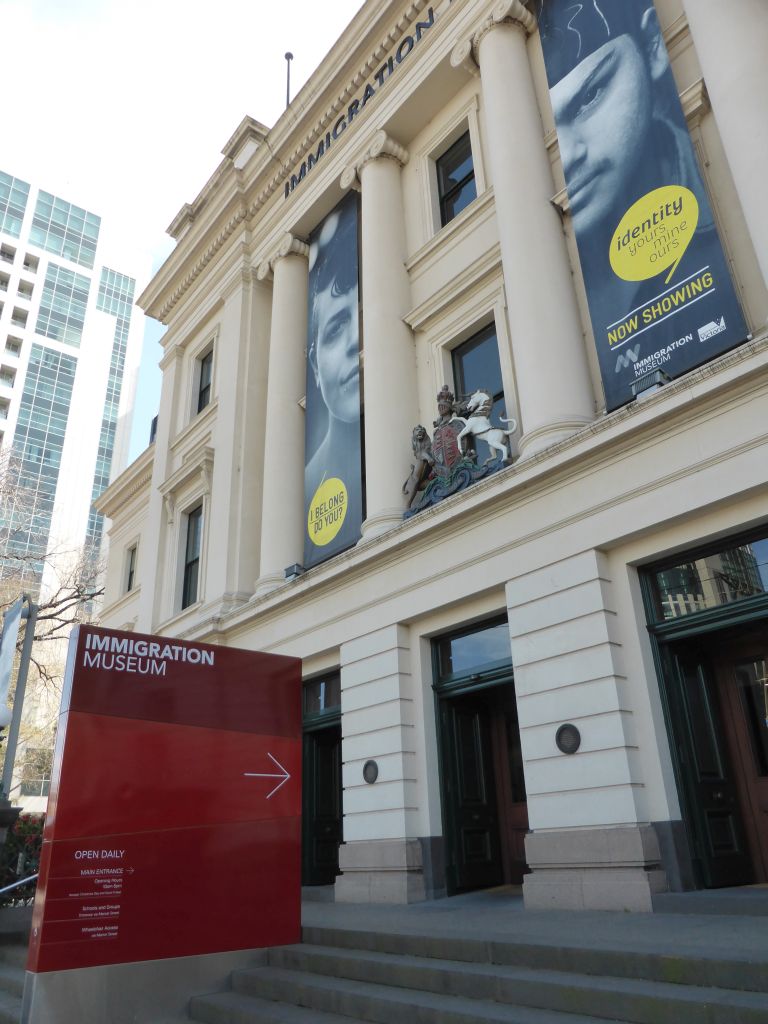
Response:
[244,752,291,799]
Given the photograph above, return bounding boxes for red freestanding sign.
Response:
[27,626,302,973]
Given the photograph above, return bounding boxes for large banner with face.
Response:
[304,192,363,568]
[538,0,748,411]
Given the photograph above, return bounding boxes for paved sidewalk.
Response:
[303,886,768,964]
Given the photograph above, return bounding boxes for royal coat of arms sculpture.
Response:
[403,385,517,517]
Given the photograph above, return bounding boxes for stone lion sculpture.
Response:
[403,425,434,506]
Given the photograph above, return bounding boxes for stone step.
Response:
[189,989,372,1023]
[0,946,27,972]
[0,988,21,1024]
[302,924,768,994]
[224,965,625,1024]
[266,942,768,1024]
[0,963,24,1000]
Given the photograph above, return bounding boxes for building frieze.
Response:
[143,0,459,324]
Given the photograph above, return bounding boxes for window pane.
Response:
[437,133,473,194]
[436,620,511,680]
[436,131,476,227]
[442,179,477,224]
[651,538,768,621]
[452,326,506,463]
[304,673,341,715]
[182,506,203,608]
[453,327,504,400]
[197,350,213,413]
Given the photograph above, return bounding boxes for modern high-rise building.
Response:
[0,168,144,592]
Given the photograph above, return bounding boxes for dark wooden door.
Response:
[713,630,768,881]
[667,645,753,888]
[441,695,504,893]
[302,725,342,886]
[489,685,529,884]
[440,684,529,892]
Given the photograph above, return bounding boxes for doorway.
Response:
[302,673,342,887]
[302,723,342,885]
[663,625,768,888]
[439,683,528,893]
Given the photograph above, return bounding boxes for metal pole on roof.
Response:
[285,52,294,108]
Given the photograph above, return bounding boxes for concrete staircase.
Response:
[184,922,768,1024]
[0,944,25,1024]
[0,908,30,1024]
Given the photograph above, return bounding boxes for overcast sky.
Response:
[2,0,364,458]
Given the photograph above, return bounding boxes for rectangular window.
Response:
[19,746,52,798]
[85,267,137,552]
[434,617,512,685]
[125,544,137,592]
[35,263,90,348]
[436,131,477,227]
[647,533,768,623]
[0,343,77,582]
[181,505,203,609]
[197,349,213,413]
[30,190,100,270]
[452,324,506,463]
[0,172,30,238]
[303,673,341,717]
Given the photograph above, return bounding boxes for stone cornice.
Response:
[215,328,768,641]
[221,116,270,164]
[95,445,155,518]
[159,444,215,525]
[154,204,249,323]
[140,0,447,324]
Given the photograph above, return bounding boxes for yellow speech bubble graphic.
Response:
[610,186,698,285]
[307,477,348,547]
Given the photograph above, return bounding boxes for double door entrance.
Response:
[438,682,528,894]
[664,625,768,888]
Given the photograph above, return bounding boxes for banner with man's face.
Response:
[538,0,748,411]
[304,193,363,568]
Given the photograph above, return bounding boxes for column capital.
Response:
[363,129,409,169]
[452,0,537,72]
[340,164,362,192]
[342,130,409,191]
[276,231,310,261]
[257,232,309,281]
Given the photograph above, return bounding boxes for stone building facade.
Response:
[98,0,768,911]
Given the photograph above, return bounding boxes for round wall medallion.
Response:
[555,723,581,755]
[363,760,379,784]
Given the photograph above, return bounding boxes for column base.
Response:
[359,507,406,542]
[335,839,444,904]
[253,571,285,597]
[517,416,594,458]
[522,826,669,913]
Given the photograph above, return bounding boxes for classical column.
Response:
[683,0,768,296]
[341,130,418,539]
[254,233,309,595]
[452,1,594,456]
